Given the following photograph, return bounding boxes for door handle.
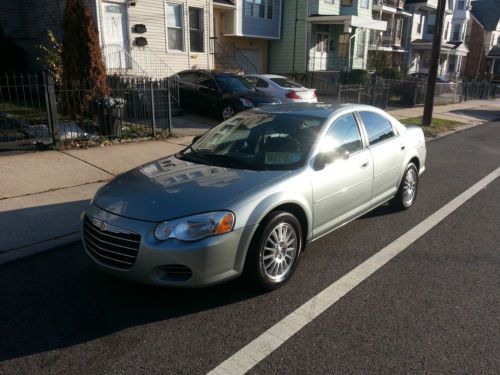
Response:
[400,145,406,150]
[361,160,369,168]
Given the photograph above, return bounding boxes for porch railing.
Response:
[211,39,259,75]
[308,56,348,72]
[372,0,405,7]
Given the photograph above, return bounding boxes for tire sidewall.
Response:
[248,212,303,290]
[399,163,419,209]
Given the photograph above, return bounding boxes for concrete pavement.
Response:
[0,139,188,262]
[0,98,498,264]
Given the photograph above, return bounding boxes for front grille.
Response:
[83,216,141,270]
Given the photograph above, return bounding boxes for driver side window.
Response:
[324,114,363,154]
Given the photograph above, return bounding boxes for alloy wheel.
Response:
[261,223,298,281]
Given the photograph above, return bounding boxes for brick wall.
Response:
[464,18,488,79]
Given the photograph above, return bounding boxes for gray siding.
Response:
[269,0,307,73]
[241,0,281,38]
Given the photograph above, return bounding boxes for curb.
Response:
[0,232,81,265]
[425,121,484,142]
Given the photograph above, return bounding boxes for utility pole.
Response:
[422,0,447,126]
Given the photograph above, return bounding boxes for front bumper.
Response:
[82,204,256,287]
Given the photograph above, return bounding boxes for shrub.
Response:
[62,0,109,104]
[339,69,371,85]
[380,67,402,80]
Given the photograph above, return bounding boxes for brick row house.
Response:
[464,0,500,81]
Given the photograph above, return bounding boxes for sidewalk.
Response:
[1,99,499,264]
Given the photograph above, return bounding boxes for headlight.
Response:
[239,98,255,108]
[154,211,235,242]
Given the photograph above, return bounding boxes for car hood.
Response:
[93,155,290,222]
[228,90,279,104]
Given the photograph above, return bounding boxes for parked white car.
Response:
[245,74,317,104]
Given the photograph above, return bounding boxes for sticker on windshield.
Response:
[265,152,302,164]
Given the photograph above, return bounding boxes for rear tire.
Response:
[245,211,302,291]
[393,162,419,210]
[221,105,235,120]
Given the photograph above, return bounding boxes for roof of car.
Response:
[248,103,377,119]
[252,74,287,79]
[178,69,242,77]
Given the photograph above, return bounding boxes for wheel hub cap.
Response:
[262,223,298,281]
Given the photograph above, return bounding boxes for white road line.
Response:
[208,166,500,375]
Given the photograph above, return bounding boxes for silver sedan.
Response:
[82,104,426,290]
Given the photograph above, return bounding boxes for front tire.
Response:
[246,211,302,291]
[393,162,419,210]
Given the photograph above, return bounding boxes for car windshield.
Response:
[216,75,255,92]
[178,112,325,170]
[270,78,303,89]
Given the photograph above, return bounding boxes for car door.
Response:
[357,111,406,207]
[197,73,220,112]
[311,113,374,238]
[178,72,199,106]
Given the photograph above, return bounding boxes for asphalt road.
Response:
[1,121,499,375]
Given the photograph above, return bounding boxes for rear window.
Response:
[270,78,303,89]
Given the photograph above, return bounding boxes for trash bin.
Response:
[97,97,126,137]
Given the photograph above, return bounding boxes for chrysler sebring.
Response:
[82,104,426,290]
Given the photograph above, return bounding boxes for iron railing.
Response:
[0,73,176,149]
[308,56,348,72]
[211,39,259,75]
[0,73,52,148]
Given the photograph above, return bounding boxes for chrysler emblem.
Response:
[99,221,107,231]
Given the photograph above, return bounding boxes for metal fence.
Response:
[290,72,499,109]
[0,73,175,149]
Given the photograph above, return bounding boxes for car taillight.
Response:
[285,91,302,99]
[313,90,317,98]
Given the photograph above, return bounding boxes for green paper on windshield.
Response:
[265,152,301,164]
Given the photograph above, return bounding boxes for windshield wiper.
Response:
[177,146,212,165]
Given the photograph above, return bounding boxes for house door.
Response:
[314,32,329,71]
[101,2,129,69]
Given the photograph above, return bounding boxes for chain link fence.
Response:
[289,72,499,109]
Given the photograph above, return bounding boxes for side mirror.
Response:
[313,149,349,170]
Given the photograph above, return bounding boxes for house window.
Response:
[427,16,436,34]
[457,0,465,10]
[244,0,273,19]
[444,22,449,40]
[341,0,353,5]
[417,14,422,34]
[452,24,461,41]
[189,7,204,52]
[166,3,184,51]
[360,0,369,8]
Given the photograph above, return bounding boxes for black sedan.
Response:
[177,70,280,120]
